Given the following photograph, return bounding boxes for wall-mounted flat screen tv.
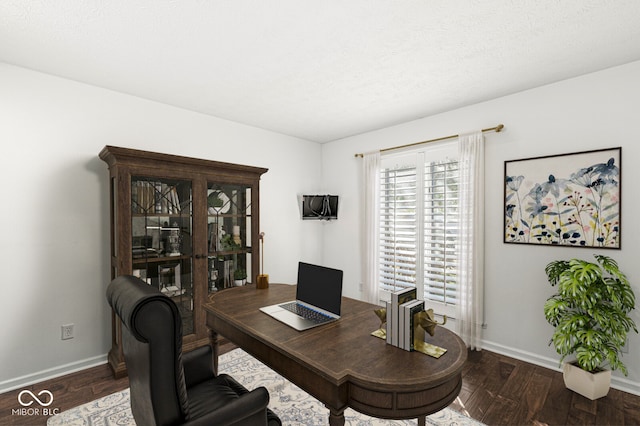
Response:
[302,195,338,220]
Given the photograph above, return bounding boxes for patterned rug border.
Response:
[48,348,483,425]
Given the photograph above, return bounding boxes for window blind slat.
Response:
[423,159,458,306]
[378,157,459,306]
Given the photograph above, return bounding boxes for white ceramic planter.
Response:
[563,362,611,400]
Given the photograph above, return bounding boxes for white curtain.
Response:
[362,151,380,304]
[456,131,485,350]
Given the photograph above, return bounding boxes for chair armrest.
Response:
[183,345,215,387]
[183,386,270,426]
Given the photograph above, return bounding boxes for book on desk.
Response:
[386,287,425,351]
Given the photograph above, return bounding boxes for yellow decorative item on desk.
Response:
[413,308,448,358]
[256,232,269,289]
[371,307,387,339]
[417,308,447,336]
[371,307,448,358]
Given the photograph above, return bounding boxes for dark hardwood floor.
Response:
[451,350,640,426]
[1,345,639,425]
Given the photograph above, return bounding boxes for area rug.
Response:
[48,348,482,425]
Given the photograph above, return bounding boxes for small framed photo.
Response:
[158,263,183,295]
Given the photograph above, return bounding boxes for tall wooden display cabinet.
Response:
[99,146,267,377]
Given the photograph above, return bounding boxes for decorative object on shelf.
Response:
[544,254,637,399]
[167,221,181,256]
[232,225,241,246]
[223,260,233,288]
[158,263,181,295]
[504,147,621,248]
[256,232,269,289]
[207,190,230,214]
[208,221,221,252]
[131,181,182,214]
[234,269,247,286]
[219,233,240,251]
[208,259,218,292]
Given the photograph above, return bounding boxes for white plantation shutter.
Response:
[379,164,418,292]
[379,143,459,317]
[424,159,459,311]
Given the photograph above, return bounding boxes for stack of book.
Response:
[132,181,182,214]
[386,288,425,351]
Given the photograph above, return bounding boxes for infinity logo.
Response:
[18,390,54,407]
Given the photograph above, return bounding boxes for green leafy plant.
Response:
[220,234,240,251]
[544,255,637,375]
[234,268,247,280]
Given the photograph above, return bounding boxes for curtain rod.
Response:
[354,124,504,158]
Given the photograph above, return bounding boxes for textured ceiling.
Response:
[2,1,640,143]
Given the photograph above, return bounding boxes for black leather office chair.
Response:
[107,275,281,426]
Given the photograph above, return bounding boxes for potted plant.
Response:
[544,254,637,399]
[234,268,247,286]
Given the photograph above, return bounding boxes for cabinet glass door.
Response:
[131,177,194,335]
[206,183,252,293]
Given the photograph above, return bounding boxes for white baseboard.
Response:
[0,354,108,394]
[482,339,640,397]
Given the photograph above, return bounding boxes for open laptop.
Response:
[260,262,343,331]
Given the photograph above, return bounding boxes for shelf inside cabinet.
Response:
[209,247,253,256]
[132,254,191,264]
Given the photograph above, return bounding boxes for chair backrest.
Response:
[107,275,190,426]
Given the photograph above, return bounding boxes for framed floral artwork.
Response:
[504,147,621,248]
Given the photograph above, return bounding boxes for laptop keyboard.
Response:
[280,302,333,324]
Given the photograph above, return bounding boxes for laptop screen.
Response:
[296,262,343,315]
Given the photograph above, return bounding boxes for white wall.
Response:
[3,59,639,396]
[321,60,640,395]
[0,63,323,390]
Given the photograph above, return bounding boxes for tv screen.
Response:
[302,195,338,220]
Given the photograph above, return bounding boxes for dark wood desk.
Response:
[204,284,467,426]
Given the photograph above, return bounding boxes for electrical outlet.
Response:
[61,324,74,340]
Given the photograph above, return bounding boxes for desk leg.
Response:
[328,408,345,426]
[418,416,426,426]
[209,329,219,375]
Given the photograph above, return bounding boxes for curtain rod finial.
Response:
[496,124,504,132]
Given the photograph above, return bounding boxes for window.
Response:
[378,143,459,317]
